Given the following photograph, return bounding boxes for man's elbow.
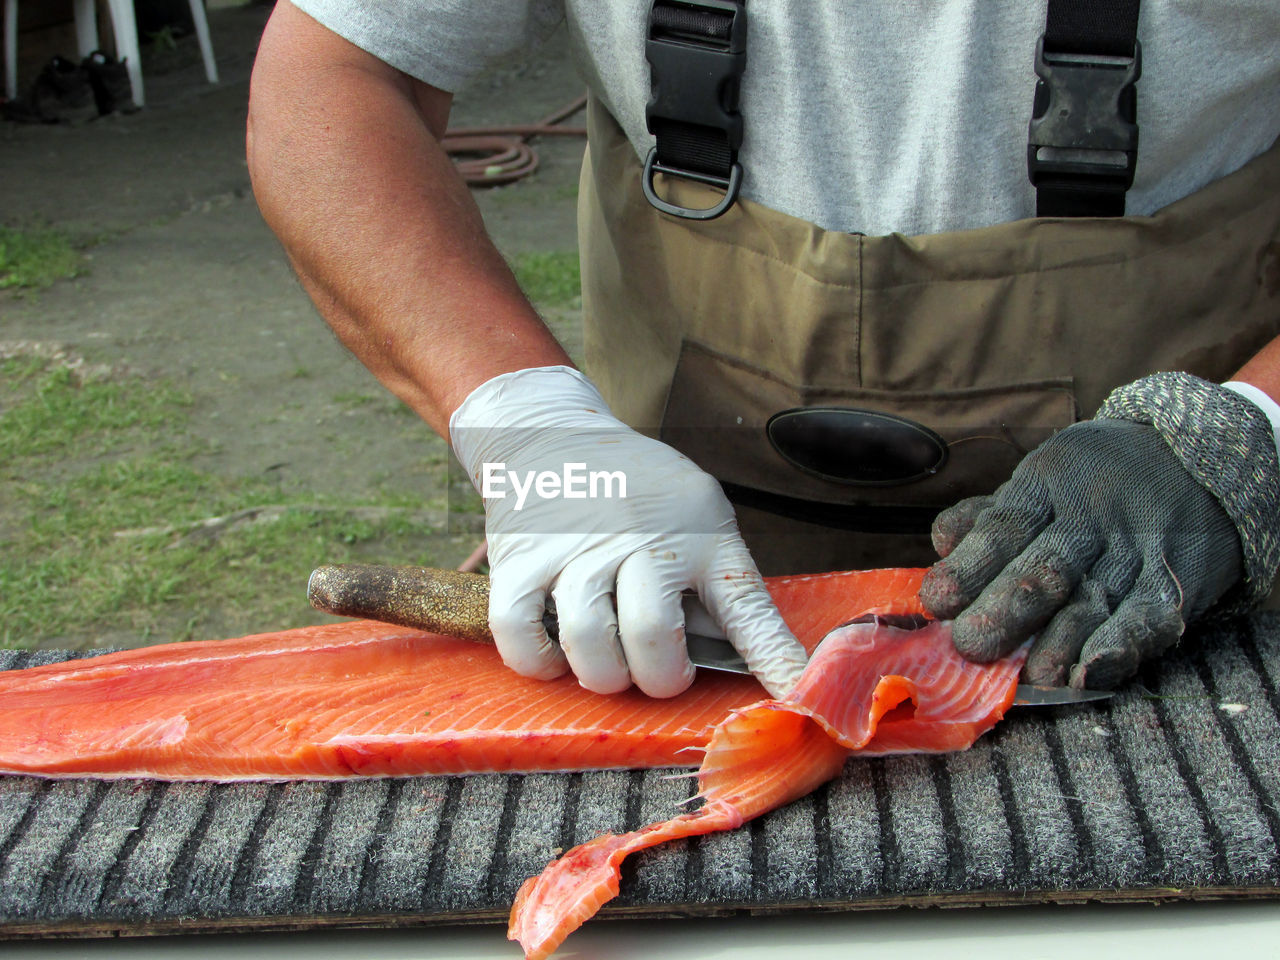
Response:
[245,2,350,201]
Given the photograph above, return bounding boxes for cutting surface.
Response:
[1,613,1277,937]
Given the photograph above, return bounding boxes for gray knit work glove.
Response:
[919,373,1280,689]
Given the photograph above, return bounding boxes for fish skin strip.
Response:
[507,618,1029,960]
[0,568,927,781]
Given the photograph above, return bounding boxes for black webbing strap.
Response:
[1029,0,1142,217]
[642,0,746,220]
[1045,0,1141,57]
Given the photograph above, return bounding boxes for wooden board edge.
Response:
[1,885,1278,940]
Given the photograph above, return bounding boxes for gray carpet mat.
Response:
[1,613,1278,938]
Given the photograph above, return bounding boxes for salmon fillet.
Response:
[0,566,1028,960]
[0,568,926,780]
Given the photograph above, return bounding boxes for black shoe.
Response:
[1,56,98,124]
[82,51,138,116]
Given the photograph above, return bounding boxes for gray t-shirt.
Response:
[290,0,1280,236]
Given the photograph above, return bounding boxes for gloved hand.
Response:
[919,373,1280,689]
[450,365,808,698]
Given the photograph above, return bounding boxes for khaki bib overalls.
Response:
[578,98,1280,575]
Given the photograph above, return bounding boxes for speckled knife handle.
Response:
[307,564,495,644]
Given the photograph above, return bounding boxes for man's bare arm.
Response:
[246,1,572,436]
[1233,333,1280,404]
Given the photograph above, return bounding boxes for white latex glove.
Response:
[449,366,808,698]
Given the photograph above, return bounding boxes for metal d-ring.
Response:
[642,148,742,220]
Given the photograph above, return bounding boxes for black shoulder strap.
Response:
[1028,0,1142,217]
[642,0,746,220]
[641,0,1141,223]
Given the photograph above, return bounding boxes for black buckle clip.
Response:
[1027,35,1141,211]
[642,0,746,220]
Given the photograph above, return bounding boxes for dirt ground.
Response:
[1,4,587,578]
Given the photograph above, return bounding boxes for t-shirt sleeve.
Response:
[289,0,565,93]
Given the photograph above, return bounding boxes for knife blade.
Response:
[307,563,1114,707]
[1010,683,1114,706]
[682,631,1113,706]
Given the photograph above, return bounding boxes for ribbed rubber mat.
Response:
[1,613,1277,938]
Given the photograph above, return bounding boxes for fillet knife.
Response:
[307,563,1113,708]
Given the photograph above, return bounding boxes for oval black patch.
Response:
[765,407,949,486]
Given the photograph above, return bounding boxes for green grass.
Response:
[332,389,416,416]
[0,363,188,460]
[332,390,380,408]
[510,250,581,307]
[0,227,83,291]
[0,358,448,649]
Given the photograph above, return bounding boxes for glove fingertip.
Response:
[759,651,808,699]
[488,591,568,681]
[931,496,992,557]
[633,657,697,700]
[1070,590,1183,691]
[919,562,967,619]
[702,572,807,696]
[506,643,570,682]
[1021,657,1069,687]
[949,613,1018,664]
[1069,646,1139,691]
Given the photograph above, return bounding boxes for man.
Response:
[247,1,1280,700]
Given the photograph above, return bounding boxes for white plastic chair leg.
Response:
[187,0,217,83]
[3,0,214,110]
[104,0,143,106]
[3,0,17,100]
[72,0,99,57]
[5,0,106,102]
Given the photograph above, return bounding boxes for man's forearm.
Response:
[1232,333,1280,405]
[246,2,572,436]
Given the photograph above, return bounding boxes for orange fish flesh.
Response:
[0,568,926,781]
